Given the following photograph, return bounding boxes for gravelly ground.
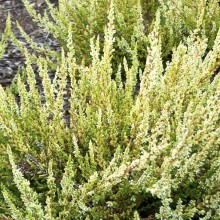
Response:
[0,0,59,87]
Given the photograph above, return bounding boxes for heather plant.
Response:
[16,0,220,70]
[0,36,6,60]
[0,17,14,217]
[0,1,220,218]
[159,0,220,57]
[0,15,11,60]
[20,0,150,70]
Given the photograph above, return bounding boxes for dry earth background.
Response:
[0,0,59,87]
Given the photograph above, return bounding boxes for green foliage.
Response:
[0,0,220,219]
[18,0,220,68]
[21,0,151,70]
[0,14,11,60]
[159,0,220,57]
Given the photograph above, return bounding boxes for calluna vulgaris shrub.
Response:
[0,0,220,219]
[158,0,220,57]
[14,0,220,68]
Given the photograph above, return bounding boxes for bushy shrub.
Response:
[159,0,220,57]
[16,0,220,68]
[0,0,220,219]
[20,0,151,71]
